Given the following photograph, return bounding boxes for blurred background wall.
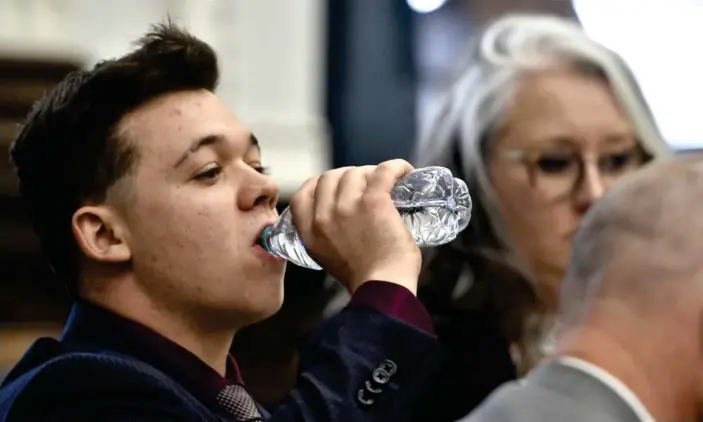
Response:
[1,0,700,385]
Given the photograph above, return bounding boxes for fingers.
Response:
[366,159,414,196]
[291,161,414,238]
[289,176,319,236]
[336,166,375,206]
[313,167,352,230]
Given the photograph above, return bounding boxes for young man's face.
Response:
[116,89,286,323]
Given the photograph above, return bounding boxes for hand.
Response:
[289,159,422,294]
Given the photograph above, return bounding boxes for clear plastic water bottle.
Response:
[258,166,472,270]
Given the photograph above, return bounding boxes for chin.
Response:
[238,300,284,327]
[200,297,282,329]
[258,286,285,314]
[235,287,286,326]
[202,271,285,326]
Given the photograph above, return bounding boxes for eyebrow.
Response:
[535,133,636,150]
[173,133,259,168]
[604,134,637,145]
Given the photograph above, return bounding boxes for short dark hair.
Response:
[10,22,220,290]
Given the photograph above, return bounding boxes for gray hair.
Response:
[415,13,671,282]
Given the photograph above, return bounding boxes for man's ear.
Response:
[72,205,131,263]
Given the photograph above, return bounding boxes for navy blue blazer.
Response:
[0,282,439,421]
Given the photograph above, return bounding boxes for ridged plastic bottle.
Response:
[259,166,472,270]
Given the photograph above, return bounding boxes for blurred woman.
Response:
[412,13,671,421]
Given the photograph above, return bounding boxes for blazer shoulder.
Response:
[2,351,199,421]
[456,382,549,422]
[18,350,178,390]
[459,379,626,422]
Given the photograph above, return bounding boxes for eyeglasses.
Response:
[500,145,646,198]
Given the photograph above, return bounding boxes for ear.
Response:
[72,205,131,263]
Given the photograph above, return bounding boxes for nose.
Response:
[239,171,279,211]
[574,163,606,214]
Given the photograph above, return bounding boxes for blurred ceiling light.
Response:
[407,0,448,14]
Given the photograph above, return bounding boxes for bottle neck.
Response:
[258,225,274,251]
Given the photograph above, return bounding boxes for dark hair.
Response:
[9,22,220,290]
[418,134,546,358]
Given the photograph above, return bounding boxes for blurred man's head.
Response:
[557,154,703,421]
[10,23,286,328]
[560,155,703,324]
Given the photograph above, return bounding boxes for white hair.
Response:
[415,13,672,272]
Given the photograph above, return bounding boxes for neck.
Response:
[556,321,700,422]
[530,261,564,312]
[82,274,236,375]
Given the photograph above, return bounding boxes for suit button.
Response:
[378,359,397,376]
[372,367,391,384]
[365,380,382,394]
[357,389,374,406]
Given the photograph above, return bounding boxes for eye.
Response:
[252,165,270,175]
[194,165,223,181]
[534,153,578,174]
[600,148,642,173]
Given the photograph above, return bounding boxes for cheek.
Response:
[490,169,575,253]
[128,190,239,263]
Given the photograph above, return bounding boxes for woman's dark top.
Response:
[411,309,518,422]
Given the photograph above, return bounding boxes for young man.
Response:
[0,24,439,421]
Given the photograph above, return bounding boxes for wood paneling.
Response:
[0,57,81,324]
[0,325,63,367]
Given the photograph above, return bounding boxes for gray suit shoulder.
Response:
[456,381,541,422]
[457,375,633,422]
